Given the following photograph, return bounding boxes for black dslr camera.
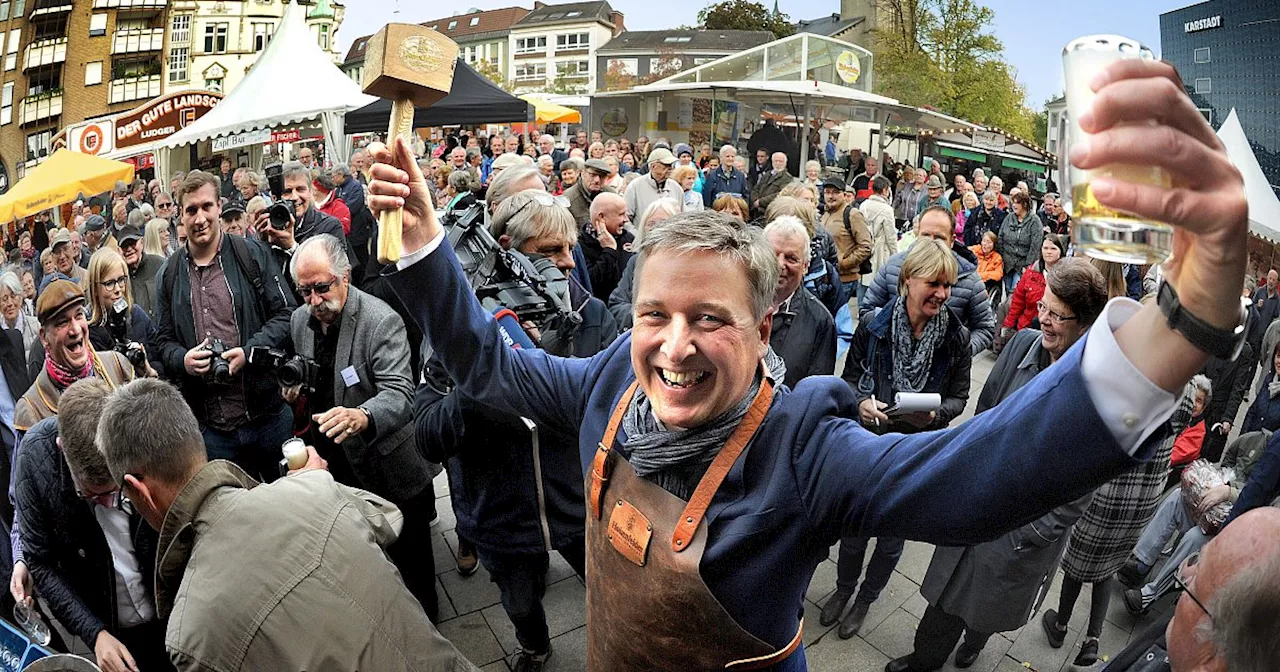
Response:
[441,200,579,329]
[247,346,320,395]
[104,298,146,369]
[206,337,232,384]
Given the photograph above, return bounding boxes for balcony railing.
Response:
[22,37,67,71]
[112,28,164,54]
[92,0,165,8]
[108,74,160,104]
[19,92,63,126]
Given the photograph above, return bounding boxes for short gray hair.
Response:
[763,216,811,251]
[636,198,680,236]
[560,157,584,173]
[492,189,577,251]
[126,208,148,229]
[281,160,310,185]
[1191,373,1213,404]
[1200,546,1280,670]
[97,379,206,486]
[719,144,736,159]
[635,210,778,322]
[448,170,475,193]
[0,271,22,297]
[487,166,542,211]
[331,164,352,178]
[290,234,351,283]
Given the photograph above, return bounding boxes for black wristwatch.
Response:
[1156,281,1247,361]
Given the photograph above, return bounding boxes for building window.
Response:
[85,61,103,85]
[203,23,228,54]
[556,33,589,51]
[1194,47,1211,64]
[447,20,456,30]
[0,2,8,21]
[469,17,479,26]
[556,60,588,77]
[464,45,476,63]
[1194,77,1211,94]
[515,36,546,55]
[1197,108,1213,125]
[252,23,271,51]
[3,29,17,72]
[89,14,107,38]
[514,63,546,81]
[168,47,188,82]
[565,10,581,17]
[318,23,329,50]
[26,129,51,162]
[663,36,692,43]
[0,82,11,125]
[171,14,191,43]
[205,76,222,92]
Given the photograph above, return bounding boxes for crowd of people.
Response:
[0,56,1273,672]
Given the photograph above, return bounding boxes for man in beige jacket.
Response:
[95,379,476,672]
[819,177,873,309]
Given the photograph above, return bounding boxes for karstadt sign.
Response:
[1184,15,1221,33]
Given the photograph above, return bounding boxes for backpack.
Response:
[163,235,270,327]
[843,206,874,276]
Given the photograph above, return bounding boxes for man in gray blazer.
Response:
[285,234,440,621]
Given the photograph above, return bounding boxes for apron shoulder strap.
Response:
[672,377,774,553]
[591,380,639,519]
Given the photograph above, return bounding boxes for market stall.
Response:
[0,150,133,223]
[159,0,373,178]
[916,125,1056,193]
[343,59,533,134]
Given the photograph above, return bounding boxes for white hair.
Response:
[636,198,680,237]
[763,216,811,251]
[289,234,351,284]
[719,144,736,159]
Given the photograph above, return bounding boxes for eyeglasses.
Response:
[1173,552,1213,621]
[298,276,338,298]
[116,474,137,516]
[156,202,173,210]
[1036,301,1078,325]
[101,276,128,290]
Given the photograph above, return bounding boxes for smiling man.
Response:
[763,216,835,388]
[367,58,1252,671]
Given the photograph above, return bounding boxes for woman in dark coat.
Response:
[1243,340,1280,434]
[826,239,972,642]
[889,259,1108,672]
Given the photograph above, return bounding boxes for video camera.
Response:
[247,346,320,395]
[104,298,146,369]
[439,199,580,333]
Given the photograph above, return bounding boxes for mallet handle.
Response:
[378,97,415,264]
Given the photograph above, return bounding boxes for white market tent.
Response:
[160,0,374,167]
[592,33,986,167]
[1217,108,1280,243]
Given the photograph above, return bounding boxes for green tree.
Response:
[472,59,506,88]
[698,0,796,40]
[544,70,588,95]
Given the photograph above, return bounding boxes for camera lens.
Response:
[278,358,305,388]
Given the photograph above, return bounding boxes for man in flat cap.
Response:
[565,158,614,227]
[48,230,87,288]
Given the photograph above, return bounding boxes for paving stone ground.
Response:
[427,350,1186,671]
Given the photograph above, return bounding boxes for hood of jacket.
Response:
[155,460,258,618]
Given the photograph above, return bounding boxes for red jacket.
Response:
[317,191,352,236]
[1171,420,1206,466]
[1003,266,1046,330]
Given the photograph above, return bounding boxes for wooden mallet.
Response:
[361,24,459,264]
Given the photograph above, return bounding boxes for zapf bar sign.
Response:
[1184,15,1221,33]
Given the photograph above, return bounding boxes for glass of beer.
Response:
[1061,35,1173,264]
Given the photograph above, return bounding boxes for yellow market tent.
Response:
[0,150,135,222]
[521,96,582,124]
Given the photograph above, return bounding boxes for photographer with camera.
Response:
[154,171,296,481]
[85,248,160,379]
[257,162,356,300]
[278,234,440,620]
[416,189,616,670]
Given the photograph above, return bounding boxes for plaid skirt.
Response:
[1061,433,1177,582]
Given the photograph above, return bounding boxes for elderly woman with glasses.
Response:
[894,259,1109,671]
[826,239,972,641]
[0,271,38,361]
[85,248,159,378]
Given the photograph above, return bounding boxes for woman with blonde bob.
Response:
[85,247,159,377]
[671,164,703,212]
[143,218,171,258]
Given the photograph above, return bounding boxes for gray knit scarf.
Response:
[890,296,949,393]
[622,348,785,500]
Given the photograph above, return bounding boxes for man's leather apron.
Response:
[585,379,802,670]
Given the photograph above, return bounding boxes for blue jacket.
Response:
[1227,429,1280,525]
[1243,373,1280,434]
[701,166,749,208]
[389,243,1161,668]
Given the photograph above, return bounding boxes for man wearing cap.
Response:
[84,215,119,257]
[119,227,165,319]
[219,201,248,237]
[751,152,794,219]
[623,148,682,221]
[566,158,613,226]
[48,230,88,288]
[820,177,872,306]
[15,280,133,433]
[917,175,949,220]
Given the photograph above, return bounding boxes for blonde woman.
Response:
[712,193,749,222]
[143,217,171,258]
[86,248,158,377]
[671,164,703,212]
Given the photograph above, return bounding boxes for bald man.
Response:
[750,151,794,218]
[580,192,632,301]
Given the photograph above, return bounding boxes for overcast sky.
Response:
[338,0,1190,107]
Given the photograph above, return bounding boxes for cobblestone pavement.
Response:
[427,350,1179,671]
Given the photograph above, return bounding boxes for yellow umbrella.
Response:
[0,150,135,222]
[520,96,582,124]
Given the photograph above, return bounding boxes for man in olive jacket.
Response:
[96,378,475,672]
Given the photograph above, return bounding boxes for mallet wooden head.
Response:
[360,24,459,108]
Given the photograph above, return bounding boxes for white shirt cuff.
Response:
[1081,297,1176,454]
[394,226,447,272]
